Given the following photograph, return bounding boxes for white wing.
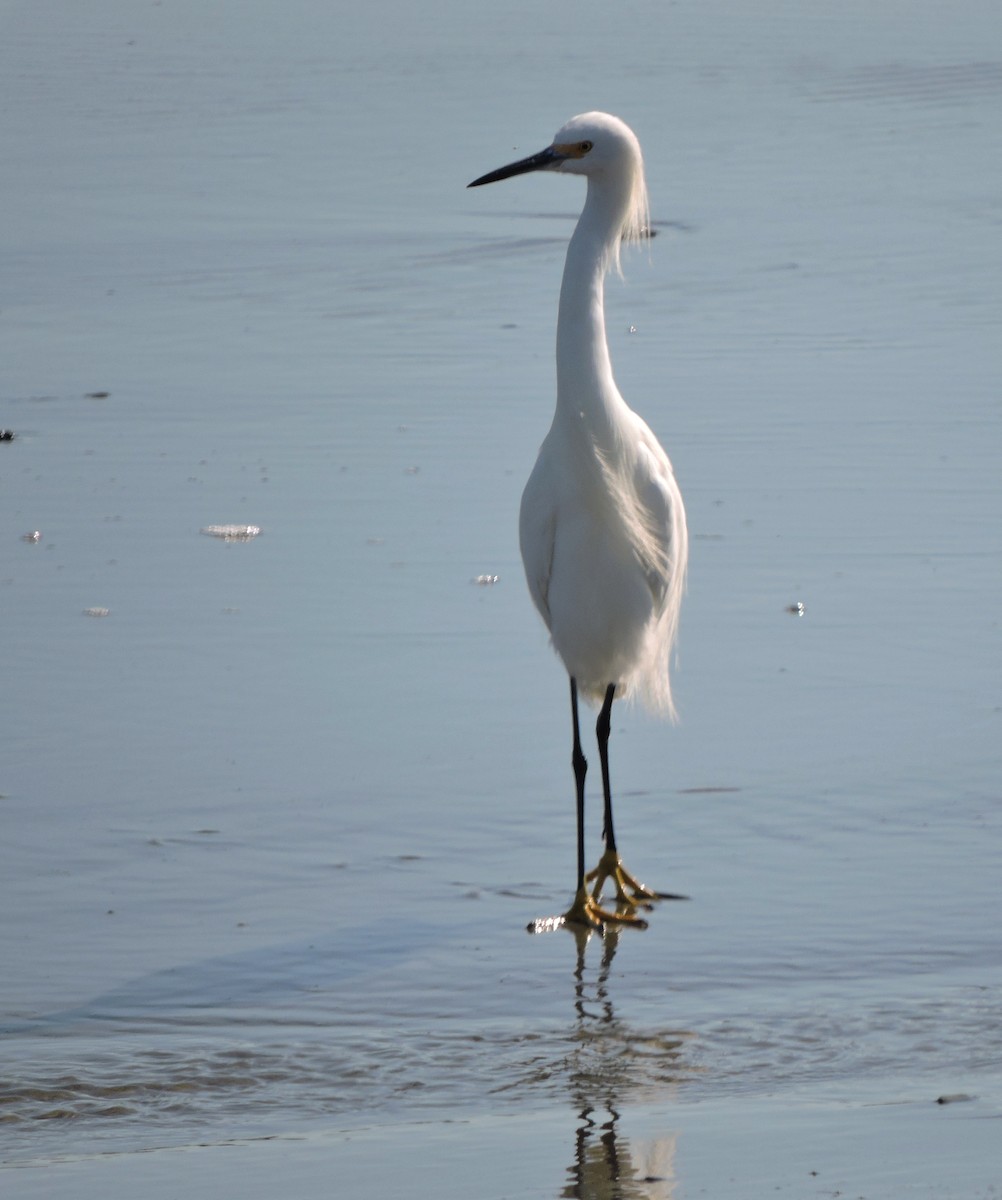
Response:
[518,446,558,630]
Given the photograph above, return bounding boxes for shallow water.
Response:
[3,0,1001,1195]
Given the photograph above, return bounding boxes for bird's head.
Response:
[468,112,649,273]
[468,112,642,185]
[549,112,643,181]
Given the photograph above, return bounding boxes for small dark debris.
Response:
[86,391,110,399]
[0,429,15,441]
[936,1093,974,1105]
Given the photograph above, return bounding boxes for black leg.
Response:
[570,677,588,893]
[591,676,685,905]
[596,683,617,854]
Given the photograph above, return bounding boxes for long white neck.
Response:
[555,176,633,437]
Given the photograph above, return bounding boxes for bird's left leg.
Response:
[585,684,660,908]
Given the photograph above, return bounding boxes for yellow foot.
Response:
[585,849,660,908]
[562,885,648,931]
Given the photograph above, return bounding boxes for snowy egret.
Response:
[469,113,688,931]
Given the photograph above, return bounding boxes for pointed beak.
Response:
[467,145,561,188]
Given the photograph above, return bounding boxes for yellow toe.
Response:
[563,885,648,930]
[585,849,658,908]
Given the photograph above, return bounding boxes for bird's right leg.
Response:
[562,678,648,931]
[562,678,601,929]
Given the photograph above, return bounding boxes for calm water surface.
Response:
[2,1,1001,1195]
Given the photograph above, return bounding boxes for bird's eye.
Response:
[580,140,593,153]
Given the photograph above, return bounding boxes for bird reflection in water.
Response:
[560,924,683,1200]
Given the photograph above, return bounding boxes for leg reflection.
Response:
[562,930,680,1199]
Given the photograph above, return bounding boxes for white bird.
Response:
[469,112,688,930]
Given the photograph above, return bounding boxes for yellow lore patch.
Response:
[552,140,592,159]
